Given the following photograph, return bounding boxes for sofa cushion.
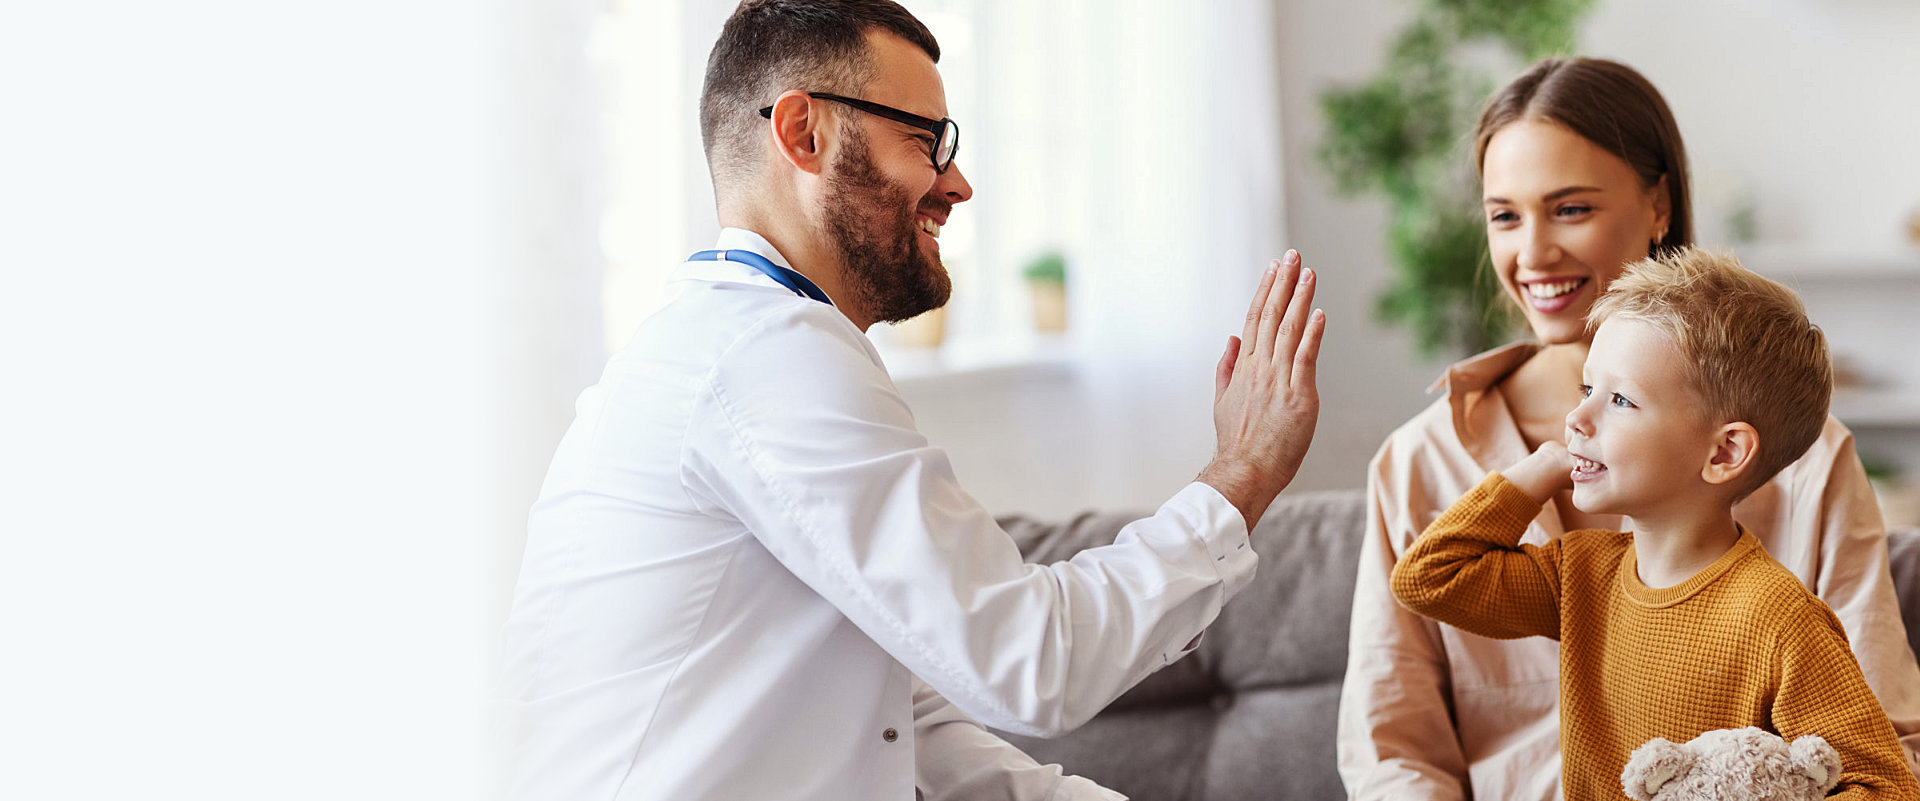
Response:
[1882,527,1920,662]
[995,489,1369,800]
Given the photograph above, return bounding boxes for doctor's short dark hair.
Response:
[700,0,940,190]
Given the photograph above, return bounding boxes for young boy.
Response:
[1391,247,1920,800]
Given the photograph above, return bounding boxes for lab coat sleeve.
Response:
[681,304,1257,737]
[913,676,1126,801]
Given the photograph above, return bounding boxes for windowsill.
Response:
[1834,390,1920,429]
[1736,242,1920,282]
[875,333,1077,389]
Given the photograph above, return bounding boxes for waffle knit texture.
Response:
[1391,472,1920,800]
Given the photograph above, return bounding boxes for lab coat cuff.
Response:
[1170,481,1258,599]
[1046,774,1129,800]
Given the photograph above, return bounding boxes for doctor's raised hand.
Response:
[1199,249,1326,532]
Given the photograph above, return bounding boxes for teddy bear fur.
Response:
[1621,727,1842,801]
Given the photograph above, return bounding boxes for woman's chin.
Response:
[1525,318,1595,347]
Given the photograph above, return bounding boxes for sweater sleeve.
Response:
[1772,600,1920,800]
[1390,472,1564,641]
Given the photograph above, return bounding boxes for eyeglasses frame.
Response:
[758,92,959,174]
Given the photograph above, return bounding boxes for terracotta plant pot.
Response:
[1030,282,1067,332]
[892,305,946,349]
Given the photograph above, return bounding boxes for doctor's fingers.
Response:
[1215,335,1243,402]
[1253,251,1303,365]
[1239,259,1280,363]
[1273,262,1316,374]
[1289,309,1326,395]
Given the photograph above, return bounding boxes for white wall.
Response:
[3,2,533,797]
[925,0,1920,518]
[1265,0,1920,501]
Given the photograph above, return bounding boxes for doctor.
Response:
[499,1,1327,799]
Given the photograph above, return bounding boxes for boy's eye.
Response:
[1579,384,1592,399]
[1611,393,1635,408]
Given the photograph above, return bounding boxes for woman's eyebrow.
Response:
[1483,185,1605,205]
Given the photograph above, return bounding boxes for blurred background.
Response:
[4,0,1917,797]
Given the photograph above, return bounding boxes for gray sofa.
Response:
[995,489,1920,801]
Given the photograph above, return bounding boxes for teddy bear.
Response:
[1620,727,1841,801]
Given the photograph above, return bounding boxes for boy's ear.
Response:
[1701,422,1758,489]
[766,91,831,175]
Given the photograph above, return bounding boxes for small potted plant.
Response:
[1022,250,1068,333]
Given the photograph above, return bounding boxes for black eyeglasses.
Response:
[759,92,960,174]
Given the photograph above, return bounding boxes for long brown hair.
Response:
[1473,57,1693,254]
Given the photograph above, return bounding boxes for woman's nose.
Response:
[1517,222,1560,273]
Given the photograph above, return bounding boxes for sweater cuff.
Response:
[1473,472,1548,540]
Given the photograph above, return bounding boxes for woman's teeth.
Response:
[917,217,941,238]
[1525,279,1584,299]
[1574,455,1606,473]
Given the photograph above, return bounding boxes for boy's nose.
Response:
[1565,403,1593,439]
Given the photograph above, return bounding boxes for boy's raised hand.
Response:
[1503,440,1577,505]
[1197,250,1326,532]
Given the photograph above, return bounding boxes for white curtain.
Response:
[956,0,1289,513]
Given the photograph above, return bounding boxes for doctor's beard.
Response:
[823,128,952,325]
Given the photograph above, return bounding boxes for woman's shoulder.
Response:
[1371,392,1463,470]
[1742,414,1862,517]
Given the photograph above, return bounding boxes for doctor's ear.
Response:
[1701,422,1758,489]
[765,91,830,175]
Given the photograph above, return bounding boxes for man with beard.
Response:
[498,2,1327,800]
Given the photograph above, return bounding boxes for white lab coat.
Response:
[499,228,1257,801]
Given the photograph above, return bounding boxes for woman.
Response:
[1335,57,1920,800]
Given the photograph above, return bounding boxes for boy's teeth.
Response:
[1574,456,1606,472]
[917,218,941,237]
[1526,279,1582,299]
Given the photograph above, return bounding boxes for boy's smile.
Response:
[1564,318,1720,522]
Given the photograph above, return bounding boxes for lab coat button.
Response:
[882,728,898,743]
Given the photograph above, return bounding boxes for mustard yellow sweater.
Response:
[1392,473,1918,800]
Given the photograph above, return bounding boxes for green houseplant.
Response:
[1022,250,1068,332]
[1317,0,1594,356]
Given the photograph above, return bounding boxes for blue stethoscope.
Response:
[688,249,833,306]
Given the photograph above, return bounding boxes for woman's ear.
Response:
[1643,171,1674,240]
[767,91,829,175]
[1649,173,1673,242]
[1702,421,1758,489]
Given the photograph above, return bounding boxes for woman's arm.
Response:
[1796,419,1920,773]
[1337,448,1474,800]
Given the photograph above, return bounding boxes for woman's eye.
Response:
[1556,204,1593,219]
[1488,210,1517,225]
[1611,393,1634,408]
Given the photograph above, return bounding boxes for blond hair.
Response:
[1588,247,1831,497]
